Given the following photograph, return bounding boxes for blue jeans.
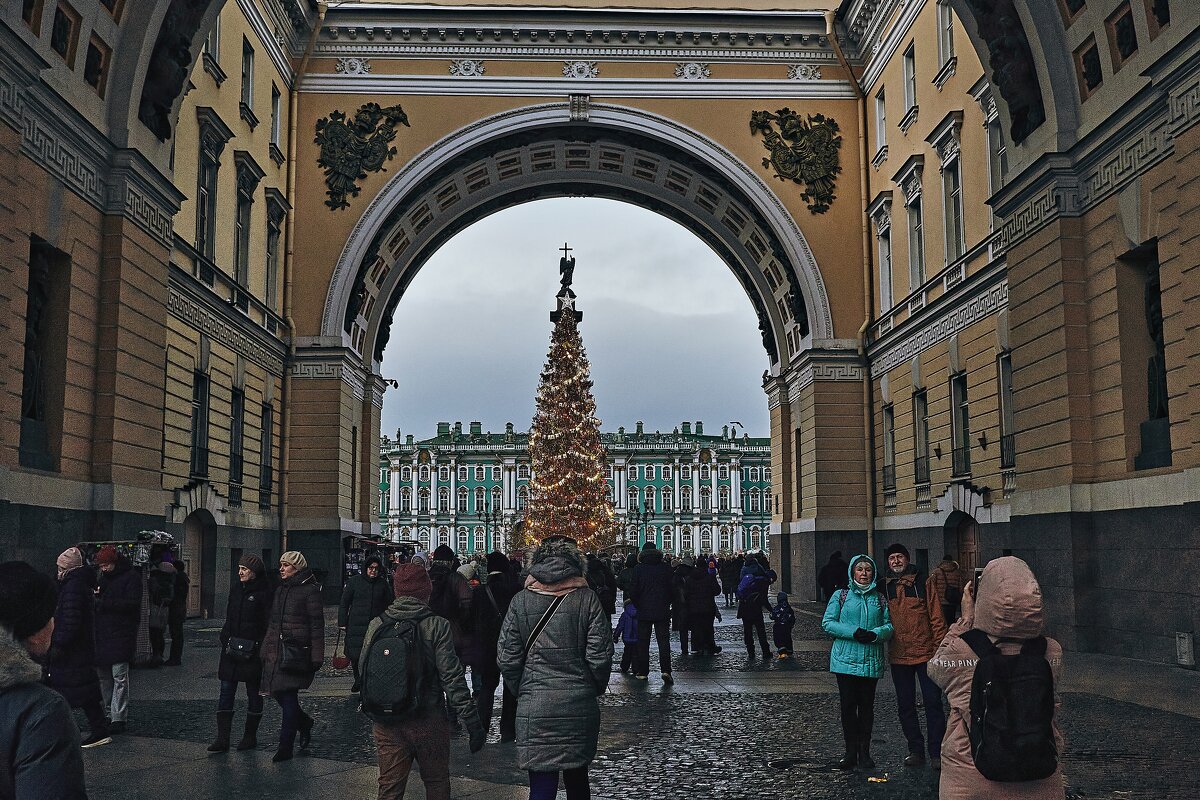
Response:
[218,679,263,714]
[890,662,946,758]
[529,767,589,800]
[274,689,302,746]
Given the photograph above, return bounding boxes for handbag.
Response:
[331,629,351,670]
[148,603,169,630]
[279,636,314,674]
[225,636,258,662]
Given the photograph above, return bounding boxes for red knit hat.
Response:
[96,545,119,566]
[392,563,432,602]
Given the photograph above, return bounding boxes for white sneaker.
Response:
[81,733,113,748]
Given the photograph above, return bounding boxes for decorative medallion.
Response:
[450,59,485,77]
[334,57,371,75]
[314,102,410,211]
[675,62,711,80]
[749,109,843,214]
[563,61,599,79]
[787,64,821,81]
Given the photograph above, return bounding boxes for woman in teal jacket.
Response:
[822,554,893,771]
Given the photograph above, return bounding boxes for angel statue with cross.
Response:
[558,242,576,298]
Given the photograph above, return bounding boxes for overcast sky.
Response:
[379,198,772,440]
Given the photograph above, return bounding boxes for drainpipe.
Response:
[279,2,328,552]
[827,12,877,559]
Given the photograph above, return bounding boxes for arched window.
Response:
[681,486,693,512]
[438,526,451,547]
[750,467,761,482]
[400,488,412,513]
[491,486,502,509]
[699,465,710,481]
[646,464,656,480]
[749,490,760,513]
[473,526,485,552]
[438,487,450,513]
[475,465,485,482]
[457,465,467,481]
[401,466,412,482]
[418,488,430,513]
[438,466,450,483]
[417,527,429,549]
[718,464,729,480]
[750,526,763,549]
[628,487,639,508]
[662,491,673,512]
[719,485,730,511]
[719,526,732,552]
[419,465,430,482]
[661,525,674,553]
[517,486,528,510]
[682,465,692,480]
[605,463,614,479]
[491,466,501,482]
[700,526,712,553]
[627,464,637,481]
[457,487,468,513]
[700,486,712,511]
[644,485,656,512]
[474,487,485,512]
[518,464,530,479]
[681,526,693,555]
[764,467,772,483]
[457,527,469,554]
[660,465,670,480]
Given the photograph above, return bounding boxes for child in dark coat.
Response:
[771,592,797,659]
[612,599,639,674]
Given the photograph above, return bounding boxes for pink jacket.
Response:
[928,557,1065,800]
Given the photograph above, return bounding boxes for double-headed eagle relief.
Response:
[314,102,410,210]
[749,109,843,214]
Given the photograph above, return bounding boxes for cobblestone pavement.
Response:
[82,607,1200,799]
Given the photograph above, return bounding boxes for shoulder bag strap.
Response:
[485,584,502,617]
[524,594,566,657]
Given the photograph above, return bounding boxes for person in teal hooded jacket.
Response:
[822,554,893,771]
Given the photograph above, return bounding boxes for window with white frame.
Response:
[438,466,449,483]
[627,464,637,481]
[681,487,693,512]
[457,527,469,554]
[644,485,656,511]
[749,490,760,513]
[749,467,760,482]
[457,465,467,481]
[474,525,485,549]
[937,2,955,66]
[438,527,450,547]
[682,465,692,480]
[517,464,529,479]
[417,527,429,549]
[719,485,730,511]
[419,465,430,482]
[908,198,925,289]
[491,466,501,482]
[474,486,485,511]
[628,487,639,508]
[457,487,468,513]
[401,466,411,482]
[438,487,450,513]
[943,157,965,261]
[751,526,763,549]
[646,464,656,480]
[475,465,485,482]
[700,486,712,511]
[270,84,281,147]
[701,526,712,553]
[699,465,710,481]
[517,486,528,510]
[662,491,673,512]
[903,45,917,111]
[491,487,502,509]
[662,526,674,553]
[418,489,430,513]
[764,467,772,483]
[874,88,887,153]
[661,465,670,480]
[718,464,729,480]
[681,527,694,554]
[400,488,411,513]
[720,526,732,551]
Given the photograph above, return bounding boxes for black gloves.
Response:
[468,725,486,753]
[853,628,877,643]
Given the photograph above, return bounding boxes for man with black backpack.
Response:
[882,543,948,769]
[360,562,484,800]
[928,556,1065,800]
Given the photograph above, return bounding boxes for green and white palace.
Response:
[379,421,771,556]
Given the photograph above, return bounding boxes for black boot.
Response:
[858,743,876,770]
[297,712,314,750]
[236,712,262,751]
[272,742,294,763]
[208,711,234,752]
[837,744,857,770]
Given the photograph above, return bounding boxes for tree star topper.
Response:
[315,102,410,210]
[749,109,843,214]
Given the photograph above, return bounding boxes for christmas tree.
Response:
[520,256,616,551]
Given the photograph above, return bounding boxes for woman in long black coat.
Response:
[208,554,272,752]
[337,554,392,693]
[46,547,110,747]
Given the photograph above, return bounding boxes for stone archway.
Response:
[181,508,217,617]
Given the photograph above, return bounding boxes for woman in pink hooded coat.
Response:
[928,556,1065,800]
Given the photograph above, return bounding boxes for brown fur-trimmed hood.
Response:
[0,628,42,691]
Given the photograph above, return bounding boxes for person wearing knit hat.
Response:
[363,562,484,798]
[882,542,948,770]
[426,544,475,723]
[260,550,323,762]
[0,561,90,797]
[339,554,394,693]
[475,552,521,741]
[630,536,673,681]
[208,549,273,753]
[93,544,141,734]
[47,549,111,748]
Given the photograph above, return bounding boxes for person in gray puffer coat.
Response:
[497,537,613,800]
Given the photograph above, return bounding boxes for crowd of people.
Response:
[0,538,1064,800]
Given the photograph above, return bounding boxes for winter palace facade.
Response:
[379,421,772,556]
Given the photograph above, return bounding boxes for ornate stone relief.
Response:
[787,64,821,81]
[675,62,711,80]
[449,59,485,77]
[563,61,599,79]
[749,109,842,213]
[962,0,1046,144]
[335,57,372,75]
[314,102,410,210]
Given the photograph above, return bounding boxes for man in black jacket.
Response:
[93,546,141,734]
[0,561,89,799]
[628,542,673,683]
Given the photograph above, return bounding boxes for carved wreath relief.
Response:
[749,109,842,214]
[314,102,410,210]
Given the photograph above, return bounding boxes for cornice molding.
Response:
[301,73,858,99]
[236,0,296,88]
[167,267,287,374]
[312,40,837,63]
[291,347,369,402]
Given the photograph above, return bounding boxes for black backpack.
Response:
[960,629,1058,782]
[359,612,433,722]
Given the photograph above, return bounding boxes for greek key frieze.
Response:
[869,282,1008,378]
[167,287,284,374]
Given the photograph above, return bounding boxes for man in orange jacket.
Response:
[882,543,948,770]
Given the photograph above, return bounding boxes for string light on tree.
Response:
[519,246,616,551]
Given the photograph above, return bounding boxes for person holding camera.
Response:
[821,554,892,770]
[259,551,324,762]
[209,554,273,753]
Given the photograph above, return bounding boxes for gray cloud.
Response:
[380,199,771,440]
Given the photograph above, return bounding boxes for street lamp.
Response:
[480,497,502,553]
[631,499,651,547]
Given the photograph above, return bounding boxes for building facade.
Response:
[380,421,771,556]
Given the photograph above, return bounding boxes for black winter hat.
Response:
[884,542,910,559]
[486,551,510,574]
[0,561,58,640]
[641,541,658,552]
[432,544,456,562]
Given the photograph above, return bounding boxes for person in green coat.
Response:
[822,554,893,771]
